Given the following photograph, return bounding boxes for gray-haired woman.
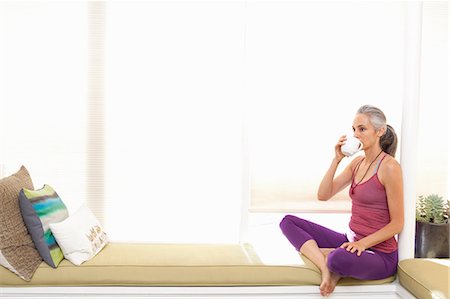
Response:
[280,105,404,296]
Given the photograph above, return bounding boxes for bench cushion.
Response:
[0,243,395,286]
[398,258,449,299]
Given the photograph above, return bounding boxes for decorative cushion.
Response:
[0,166,42,281]
[398,258,450,299]
[49,203,108,265]
[19,184,69,268]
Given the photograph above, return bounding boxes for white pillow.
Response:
[49,203,108,265]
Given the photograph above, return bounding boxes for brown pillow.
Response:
[0,166,42,281]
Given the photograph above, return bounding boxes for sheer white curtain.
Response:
[246,2,404,212]
[0,2,87,212]
[103,2,245,243]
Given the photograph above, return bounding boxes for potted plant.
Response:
[415,194,449,258]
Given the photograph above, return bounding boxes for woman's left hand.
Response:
[340,241,367,256]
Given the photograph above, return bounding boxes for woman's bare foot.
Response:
[319,268,341,297]
[319,248,341,296]
[319,267,332,296]
[329,271,341,294]
[298,242,341,297]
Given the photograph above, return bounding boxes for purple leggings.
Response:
[279,215,398,280]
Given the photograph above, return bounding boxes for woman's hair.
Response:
[357,105,398,157]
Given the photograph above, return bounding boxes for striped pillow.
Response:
[19,184,69,268]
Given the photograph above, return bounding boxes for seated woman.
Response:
[280,105,404,297]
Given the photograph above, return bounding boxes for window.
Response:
[103,2,245,242]
[0,2,87,212]
[246,2,404,212]
[416,1,448,199]
[1,1,447,246]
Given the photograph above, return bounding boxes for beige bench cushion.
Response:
[398,258,450,299]
[0,243,395,286]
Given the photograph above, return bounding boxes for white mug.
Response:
[341,135,362,157]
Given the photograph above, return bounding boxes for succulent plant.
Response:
[416,194,449,224]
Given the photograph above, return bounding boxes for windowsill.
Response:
[247,212,351,265]
[250,199,351,213]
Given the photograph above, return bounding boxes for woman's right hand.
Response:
[335,135,347,161]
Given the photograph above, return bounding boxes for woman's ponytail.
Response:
[380,124,397,157]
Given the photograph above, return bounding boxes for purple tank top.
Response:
[348,155,398,253]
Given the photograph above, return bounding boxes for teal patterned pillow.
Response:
[19,184,69,268]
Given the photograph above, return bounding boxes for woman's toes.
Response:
[320,279,331,296]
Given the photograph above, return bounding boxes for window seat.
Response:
[0,242,395,287]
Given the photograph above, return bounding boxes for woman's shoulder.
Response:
[381,154,400,170]
[379,154,402,183]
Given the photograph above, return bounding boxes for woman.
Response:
[279,105,404,297]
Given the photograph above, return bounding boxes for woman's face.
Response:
[352,113,383,150]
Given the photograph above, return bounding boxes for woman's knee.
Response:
[327,248,387,280]
[279,215,301,231]
[327,248,352,276]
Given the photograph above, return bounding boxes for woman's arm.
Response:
[317,136,361,201]
[341,158,404,255]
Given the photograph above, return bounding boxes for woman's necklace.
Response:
[351,150,384,195]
